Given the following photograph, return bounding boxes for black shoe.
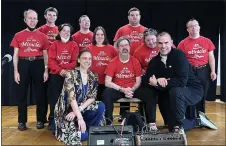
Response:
[18,123,27,131]
[36,121,44,129]
[48,122,52,130]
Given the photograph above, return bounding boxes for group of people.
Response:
[10,6,218,145]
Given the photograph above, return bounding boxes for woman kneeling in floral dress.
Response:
[54,49,105,145]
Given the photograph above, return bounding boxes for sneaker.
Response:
[173,126,185,135]
[18,123,27,131]
[199,111,218,130]
[149,123,158,134]
[36,121,44,129]
[173,126,187,145]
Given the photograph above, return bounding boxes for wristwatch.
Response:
[44,65,48,69]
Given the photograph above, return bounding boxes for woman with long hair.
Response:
[89,26,117,100]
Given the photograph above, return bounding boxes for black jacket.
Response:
[142,49,203,96]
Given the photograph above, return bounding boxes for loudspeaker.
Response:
[88,125,136,145]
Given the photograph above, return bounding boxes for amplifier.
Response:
[136,132,187,145]
[89,125,135,145]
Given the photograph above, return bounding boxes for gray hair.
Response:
[24,9,38,19]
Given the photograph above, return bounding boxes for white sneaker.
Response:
[149,123,158,133]
[199,111,218,130]
[174,126,187,145]
[174,126,185,135]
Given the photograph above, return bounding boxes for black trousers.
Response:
[16,59,46,123]
[97,84,106,101]
[43,79,49,121]
[192,65,210,114]
[48,74,64,121]
[101,87,157,125]
[158,87,203,131]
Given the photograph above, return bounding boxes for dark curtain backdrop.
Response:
[1,0,225,105]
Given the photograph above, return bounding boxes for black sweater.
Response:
[142,49,203,96]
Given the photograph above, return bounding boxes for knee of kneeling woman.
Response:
[81,131,88,141]
[97,102,105,114]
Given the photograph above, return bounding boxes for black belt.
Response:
[19,56,43,61]
[192,64,208,69]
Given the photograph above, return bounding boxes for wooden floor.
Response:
[2,100,226,145]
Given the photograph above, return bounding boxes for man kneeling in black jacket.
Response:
[142,32,204,134]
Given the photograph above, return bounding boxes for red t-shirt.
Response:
[114,24,147,55]
[48,40,79,74]
[105,56,142,88]
[177,36,215,66]
[89,44,118,84]
[37,24,58,43]
[133,43,159,71]
[72,31,93,51]
[10,29,49,57]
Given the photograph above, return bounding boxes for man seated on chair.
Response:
[101,37,155,127]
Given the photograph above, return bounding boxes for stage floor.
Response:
[1,100,225,145]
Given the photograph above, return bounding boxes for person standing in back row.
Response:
[178,18,218,130]
[38,7,58,43]
[48,23,79,132]
[37,7,59,127]
[72,15,93,51]
[89,26,117,100]
[114,7,147,55]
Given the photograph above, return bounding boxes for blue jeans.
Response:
[81,102,105,141]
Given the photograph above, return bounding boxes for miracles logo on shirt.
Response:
[116,67,135,78]
[188,44,206,59]
[22,36,41,52]
[126,31,143,43]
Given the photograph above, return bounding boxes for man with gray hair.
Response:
[10,9,49,131]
